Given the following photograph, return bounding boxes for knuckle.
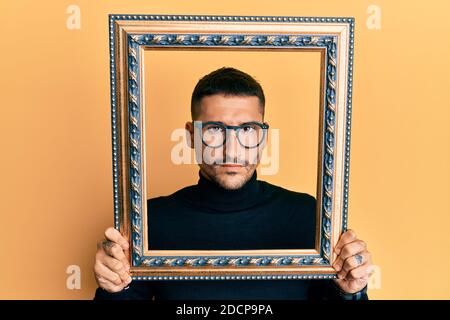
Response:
[111,259,124,271]
[345,258,356,271]
[348,229,357,239]
[95,249,105,260]
[359,240,367,250]
[349,269,359,279]
[112,274,121,284]
[341,264,349,273]
[358,277,368,284]
[98,280,109,291]
[96,275,105,284]
[341,246,351,257]
[334,257,342,266]
[93,262,102,273]
[361,274,369,281]
[109,244,121,256]
[122,240,130,249]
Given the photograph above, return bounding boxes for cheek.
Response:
[244,148,261,164]
[208,146,224,159]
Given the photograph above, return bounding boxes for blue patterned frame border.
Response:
[109,14,355,280]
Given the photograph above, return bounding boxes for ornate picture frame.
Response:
[109,14,355,281]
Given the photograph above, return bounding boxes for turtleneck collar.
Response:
[179,169,262,213]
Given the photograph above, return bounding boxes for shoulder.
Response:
[146,184,195,209]
[259,180,317,237]
[259,180,316,207]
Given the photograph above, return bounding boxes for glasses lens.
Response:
[200,123,266,148]
[238,124,265,148]
[202,124,225,147]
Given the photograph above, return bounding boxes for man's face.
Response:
[185,94,268,190]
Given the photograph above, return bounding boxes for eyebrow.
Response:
[206,121,261,125]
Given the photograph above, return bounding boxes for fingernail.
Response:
[127,276,132,283]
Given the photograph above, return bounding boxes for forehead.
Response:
[197,94,262,124]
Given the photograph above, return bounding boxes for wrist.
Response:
[333,281,368,300]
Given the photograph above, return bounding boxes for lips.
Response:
[221,164,243,167]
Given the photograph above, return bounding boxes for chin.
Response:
[217,173,246,190]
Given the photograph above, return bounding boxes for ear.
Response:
[185,121,194,149]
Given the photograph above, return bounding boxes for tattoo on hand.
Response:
[355,254,363,265]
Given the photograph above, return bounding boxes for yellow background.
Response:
[0,0,449,299]
[144,49,321,199]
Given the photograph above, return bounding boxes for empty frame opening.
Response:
[142,48,323,252]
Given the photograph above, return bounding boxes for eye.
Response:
[206,125,224,132]
[241,125,256,133]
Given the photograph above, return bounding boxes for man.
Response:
[94,67,372,300]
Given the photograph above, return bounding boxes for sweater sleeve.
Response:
[307,279,369,301]
[93,281,155,300]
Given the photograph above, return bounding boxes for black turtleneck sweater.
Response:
[94,170,368,300]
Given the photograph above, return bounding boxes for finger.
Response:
[333,240,367,271]
[338,262,373,280]
[334,276,369,293]
[94,260,126,286]
[333,249,370,272]
[101,253,131,282]
[102,240,130,270]
[334,229,357,255]
[97,276,132,293]
[335,251,371,281]
[345,262,373,280]
[339,251,371,274]
[105,227,129,251]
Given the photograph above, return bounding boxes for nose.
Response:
[224,129,242,161]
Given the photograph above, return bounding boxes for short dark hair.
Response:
[190,67,265,119]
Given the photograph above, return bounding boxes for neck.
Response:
[186,168,261,213]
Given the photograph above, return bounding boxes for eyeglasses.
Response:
[194,121,269,149]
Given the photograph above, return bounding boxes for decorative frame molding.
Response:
[109,14,355,280]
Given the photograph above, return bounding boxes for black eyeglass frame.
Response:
[193,121,270,149]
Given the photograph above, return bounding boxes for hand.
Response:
[331,229,373,294]
[94,227,132,293]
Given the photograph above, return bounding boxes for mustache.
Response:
[212,157,248,166]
